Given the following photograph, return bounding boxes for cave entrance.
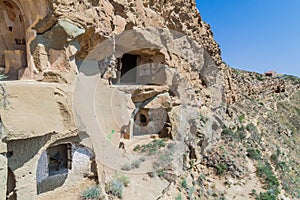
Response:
[47,144,72,176]
[135,113,149,127]
[120,53,138,83]
[0,0,27,80]
[6,168,17,200]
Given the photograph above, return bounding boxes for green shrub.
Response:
[106,179,124,199]
[156,169,166,177]
[256,162,279,190]
[246,123,257,132]
[256,75,265,81]
[198,174,206,185]
[188,186,195,199]
[221,127,234,138]
[181,178,187,189]
[247,148,262,160]
[215,162,228,176]
[175,193,182,200]
[237,126,247,140]
[270,154,278,163]
[121,163,131,171]
[238,114,245,123]
[113,172,130,186]
[256,190,277,200]
[82,185,102,200]
[139,157,146,162]
[131,160,141,169]
[295,107,300,116]
[133,139,166,155]
[133,145,141,151]
[275,161,287,171]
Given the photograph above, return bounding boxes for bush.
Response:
[221,127,234,136]
[175,193,182,200]
[247,148,262,160]
[106,179,124,199]
[188,186,195,199]
[133,145,141,152]
[113,172,130,186]
[238,114,245,123]
[215,162,228,176]
[256,162,279,190]
[275,161,287,171]
[181,178,187,189]
[139,157,146,162]
[131,160,141,169]
[156,170,166,177]
[246,123,257,132]
[82,185,103,200]
[121,163,131,171]
[270,154,278,163]
[256,190,277,200]
[237,126,247,140]
[133,139,166,155]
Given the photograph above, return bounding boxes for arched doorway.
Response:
[6,168,17,200]
[0,0,26,80]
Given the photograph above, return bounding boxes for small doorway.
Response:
[47,144,72,176]
[120,54,138,83]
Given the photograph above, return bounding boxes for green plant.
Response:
[175,193,182,200]
[237,126,247,140]
[106,179,124,199]
[221,127,234,136]
[189,159,195,167]
[139,157,146,162]
[256,190,277,200]
[181,178,187,189]
[157,170,165,177]
[188,186,195,199]
[121,163,131,171]
[295,107,300,116]
[238,114,245,123]
[133,144,141,151]
[198,174,206,185]
[133,139,166,155]
[256,75,265,81]
[113,172,130,186]
[82,185,103,200]
[246,123,257,132]
[250,189,257,197]
[256,161,279,191]
[215,162,228,176]
[131,160,141,169]
[247,148,262,160]
[270,154,278,163]
[275,161,287,171]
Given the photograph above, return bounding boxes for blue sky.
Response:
[196,0,300,77]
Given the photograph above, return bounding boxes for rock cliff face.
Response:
[0,0,299,200]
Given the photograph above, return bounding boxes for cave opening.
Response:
[47,144,72,176]
[120,53,138,83]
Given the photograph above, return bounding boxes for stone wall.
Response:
[36,151,48,184]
